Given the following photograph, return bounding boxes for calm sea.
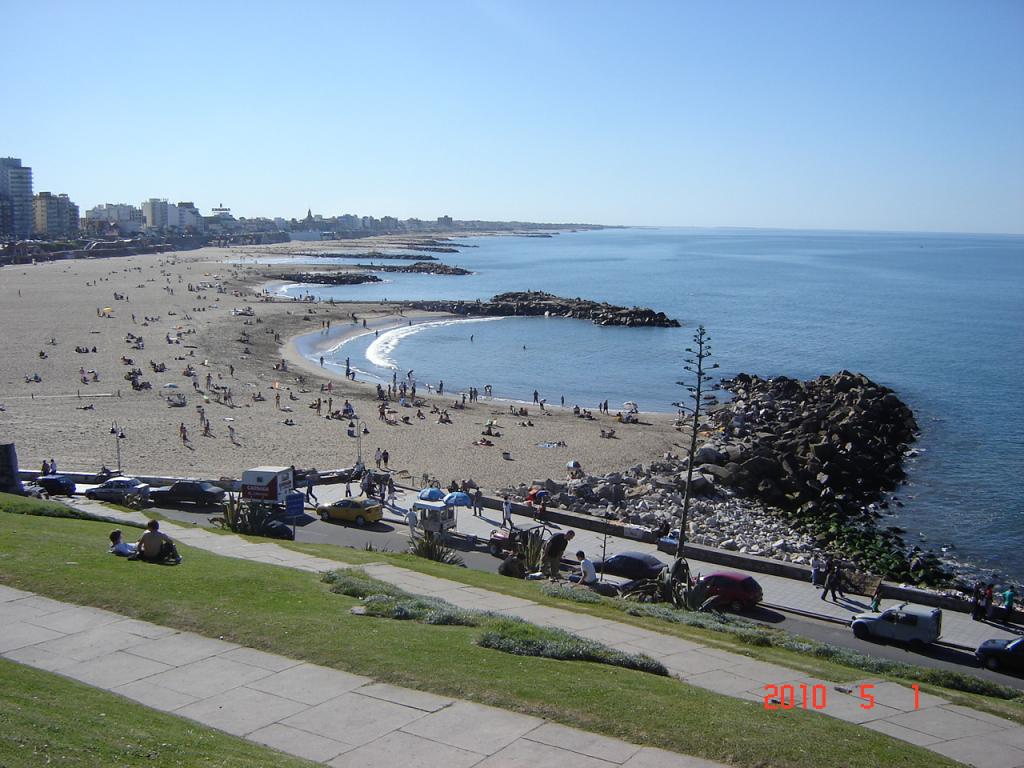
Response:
[263,227,1024,582]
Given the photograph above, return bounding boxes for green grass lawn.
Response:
[0,657,315,768]
[0,507,962,768]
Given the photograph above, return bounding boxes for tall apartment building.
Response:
[0,157,34,239]
[33,192,79,238]
[142,198,169,230]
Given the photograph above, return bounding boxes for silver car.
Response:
[85,476,150,503]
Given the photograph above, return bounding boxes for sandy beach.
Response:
[0,243,683,492]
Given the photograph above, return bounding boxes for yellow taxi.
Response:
[316,497,383,527]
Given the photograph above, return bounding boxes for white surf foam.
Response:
[366,317,504,370]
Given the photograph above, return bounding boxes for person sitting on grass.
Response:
[568,549,598,587]
[108,529,137,557]
[136,519,182,564]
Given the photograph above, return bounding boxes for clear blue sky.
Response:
[2,0,1022,233]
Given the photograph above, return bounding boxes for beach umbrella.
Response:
[443,491,472,507]
[418,487,445,501]
[623,401,638,409]
[566,460,581,470]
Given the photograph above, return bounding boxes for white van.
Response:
[851,603,942,648]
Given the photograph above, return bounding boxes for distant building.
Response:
[32,192,79,238]
[175,201,204,232]
[0,157,34,239]
[142,198,169,230]
[436,215,453,227]
[85,203,145,234]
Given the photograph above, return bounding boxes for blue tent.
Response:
[418,487,445,501]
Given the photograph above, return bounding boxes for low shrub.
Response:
[360,594,480,626]
[478,618,668,676]
[540,583,602,604]
[321,569,404,599]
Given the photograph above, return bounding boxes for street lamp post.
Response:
[347,419,366,467]
[109,421,126,474]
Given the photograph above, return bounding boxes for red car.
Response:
[697,572,763,611]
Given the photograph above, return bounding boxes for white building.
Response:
[86,203,145,234]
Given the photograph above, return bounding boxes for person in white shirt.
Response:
[501,495,513,529]
[572,550,598,586]
[406,508,418,539]
[108,529,137,557]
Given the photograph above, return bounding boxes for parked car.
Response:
[316,497,382,526]
[36,474,76,496]
[85,476,150,504]
[149,481,226,506]
[595,551,667,581]
[696,572,763,611]
[975,637,1024,674]
[850,603,942,648]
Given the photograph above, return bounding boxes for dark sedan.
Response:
[36,474,76,496]
[595,551,668,581]
[975,637,1024,674]
[149,481,226,506]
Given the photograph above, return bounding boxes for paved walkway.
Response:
[0,585,722,768]
[39,499,1024,767]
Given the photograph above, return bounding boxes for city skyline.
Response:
[1,1,1022,234]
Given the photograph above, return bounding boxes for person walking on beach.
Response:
[179,423,189,445]
[533,390,539,404]
[381,449,389,470]
[502,495,513,529]
[374,447,382,469]
[228,424,237,445]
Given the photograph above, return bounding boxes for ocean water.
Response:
[265,228,1024,582]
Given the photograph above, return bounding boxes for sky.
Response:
[1,0,1022,233]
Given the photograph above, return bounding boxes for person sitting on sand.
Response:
[136,520,181,564]
[416,409,425,419]
[109,529,137,557]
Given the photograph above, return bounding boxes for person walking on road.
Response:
[820,562,840,602]
[810,553,824,586]
[305,468,319,504]
[406,508,418,539]
[542,530,574,580]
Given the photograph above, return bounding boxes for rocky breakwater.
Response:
[502,370,949,586]
[357,261,471,275]
[267,271,382,286]
[405,290,680,328]
[693,370,946,584]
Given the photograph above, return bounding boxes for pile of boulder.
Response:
[266,271,382,286]
[503,371,949,584]
[405,291,680,328]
